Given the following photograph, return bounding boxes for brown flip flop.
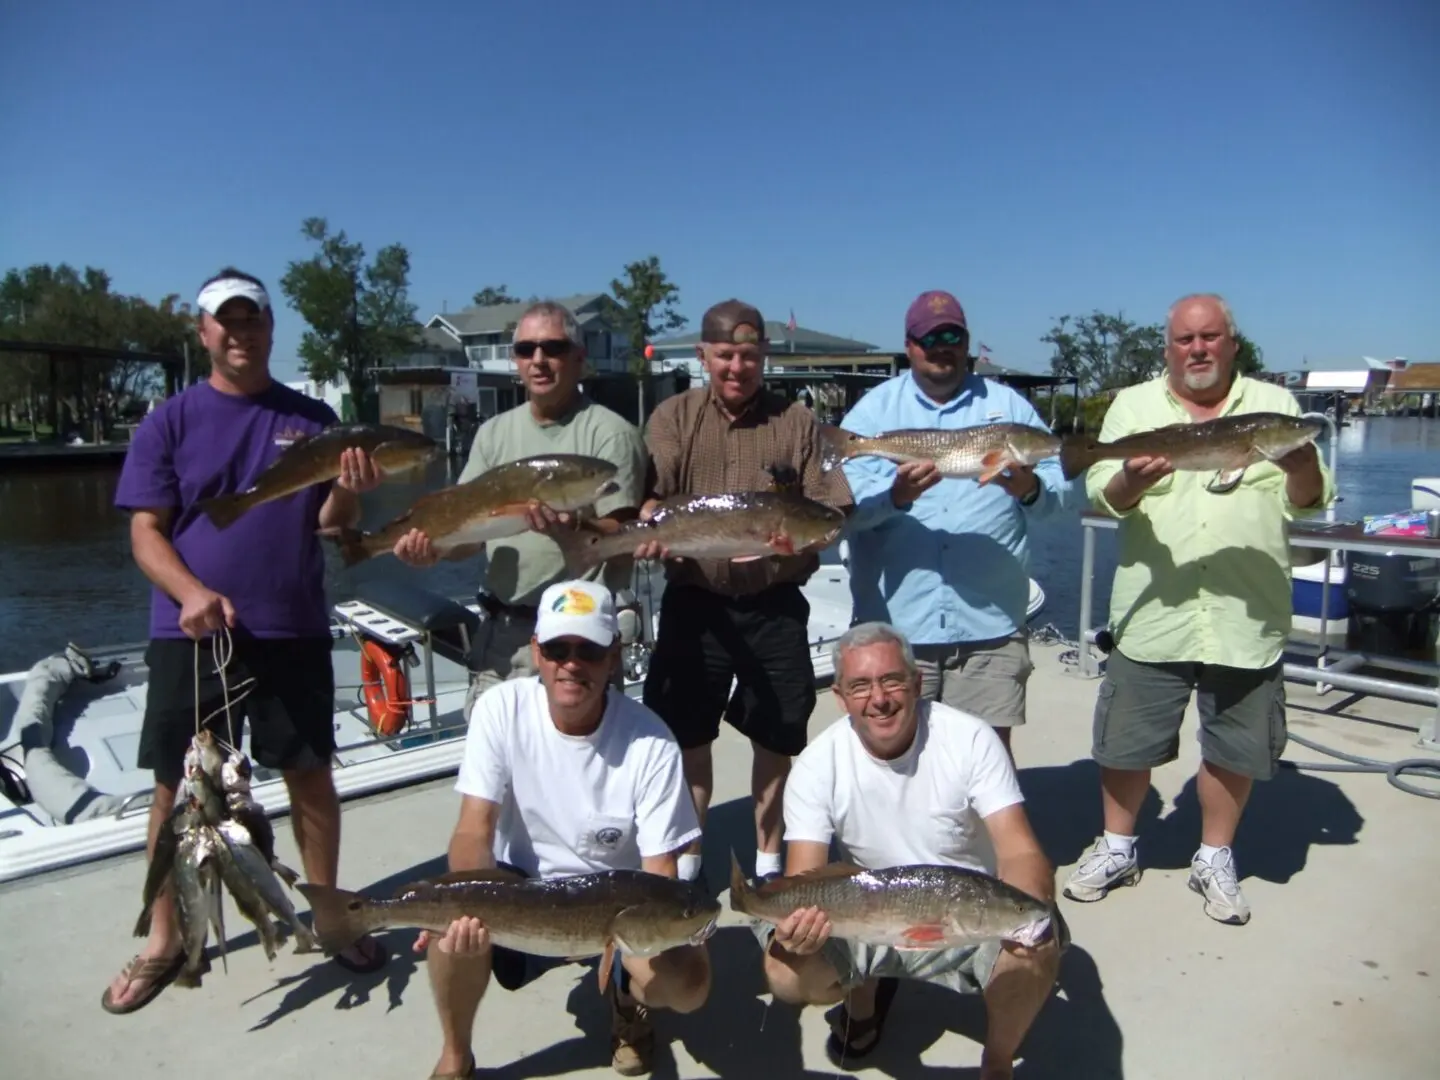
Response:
[100,952,185,1015]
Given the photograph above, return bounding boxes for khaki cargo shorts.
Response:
[912,632,1034,727]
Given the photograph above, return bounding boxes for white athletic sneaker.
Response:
[1188,846,1251,925]
[1062,837,1142,902]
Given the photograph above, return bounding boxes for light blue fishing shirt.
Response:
[839,370,1080,645]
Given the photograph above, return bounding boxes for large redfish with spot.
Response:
[298,867,719,991]
[817,423,1061,484]
[197,422,441,529]
[728,854,1062,951]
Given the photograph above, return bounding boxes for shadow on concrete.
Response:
[1018,756,1364,886]
[242,854,447,1031]
[853,943,1123,1079]
[1144,767,1364,882]
[1017,759,1164,869]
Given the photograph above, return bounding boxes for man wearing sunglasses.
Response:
[640,298,854,889]
[393,300,646,717]
[835,290,1075,759]
[419,579,710,1078]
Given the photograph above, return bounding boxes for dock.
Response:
[0,441,129,468]
[1,641,1436,1078]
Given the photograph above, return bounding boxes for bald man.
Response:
[1063,293,1333,925]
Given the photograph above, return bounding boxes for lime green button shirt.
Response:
[1086,374,1336,670]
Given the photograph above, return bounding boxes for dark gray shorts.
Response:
[1092,648,1288,780]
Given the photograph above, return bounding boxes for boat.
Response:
[0,553,1047,886]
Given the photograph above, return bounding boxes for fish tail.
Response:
[727,850,751,914]
[295,883,376,956]
[197,492,254,531]
[814,424,858,473]
[1057,435,1099,482]
[316,526,372,568]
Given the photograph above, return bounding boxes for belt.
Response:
[477,592,537,621]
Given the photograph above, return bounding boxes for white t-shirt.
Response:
[784,701,1024,876]
[455,677,702,879]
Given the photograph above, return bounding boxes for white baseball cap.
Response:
[197,275,271,316]
[534,580,618,647]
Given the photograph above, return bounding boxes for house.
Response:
[375,292,650,442]
[425,293,630,375]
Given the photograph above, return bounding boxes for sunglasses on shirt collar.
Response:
[539,639,612,664]
[514,339,574,360]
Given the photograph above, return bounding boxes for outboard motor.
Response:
[1344,550,1440,659]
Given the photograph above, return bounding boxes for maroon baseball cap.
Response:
[905,290,968,340]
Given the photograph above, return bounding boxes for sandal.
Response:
[334,934,390,974]
[100,952,185,1015]
[824,976,899,1068]
[428,1052,475,1079]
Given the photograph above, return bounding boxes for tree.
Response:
[1042,311,1164,397]
[1234,330,1264,375]
[608,256,687,374]
[0,262,201,436]
[278,217,421,408]
[471,285,518,306]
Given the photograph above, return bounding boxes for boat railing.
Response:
[1074,511,1440,750]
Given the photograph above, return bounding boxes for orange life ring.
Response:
[359,639,410,737]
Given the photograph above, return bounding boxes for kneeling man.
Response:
[757,622,1062,1079]
[421,579,711,1078]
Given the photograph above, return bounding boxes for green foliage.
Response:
[0,262,201,416]
[607,256,687,376]
[1034,390,1115,433]
[278,217,421,403]
[1233,330,1264,375]
[1041,311,1165,397]
[471,285,519,306]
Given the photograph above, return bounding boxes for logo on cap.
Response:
[929,294,952,312]
[552,587,597,615]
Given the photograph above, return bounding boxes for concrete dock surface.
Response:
[2,640,1437,1079]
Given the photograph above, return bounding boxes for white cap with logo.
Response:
[197,276,271,316]
[534,580,618,647]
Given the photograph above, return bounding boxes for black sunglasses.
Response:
[514,339,574,360]
[913,327,966,350]
[539,639,611,664]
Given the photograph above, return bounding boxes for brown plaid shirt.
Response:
[645,388,854,596]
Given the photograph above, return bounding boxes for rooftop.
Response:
[3,644,1435,1077]
[428,294,610,339]
[653,322,879,354]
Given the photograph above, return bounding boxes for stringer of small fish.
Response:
[129,629,313,986]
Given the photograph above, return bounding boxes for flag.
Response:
[787,309,797,335]
[978,342,992,355]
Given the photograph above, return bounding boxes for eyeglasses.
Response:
[840,674,912,699]
[539,639,611,664]
[514,339,573,360]
[913,328,965,350]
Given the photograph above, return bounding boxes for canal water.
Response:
[1,417,1437,669]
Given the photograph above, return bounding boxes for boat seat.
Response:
[338,581,481,670]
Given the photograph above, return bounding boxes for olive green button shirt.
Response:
[1086,374,1336,670]
[458,395,647,606]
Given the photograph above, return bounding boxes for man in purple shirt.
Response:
[101,267,390,1014]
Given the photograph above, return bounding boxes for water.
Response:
[2,418,1437,668]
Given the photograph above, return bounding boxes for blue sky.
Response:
[2,0,1435,380]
